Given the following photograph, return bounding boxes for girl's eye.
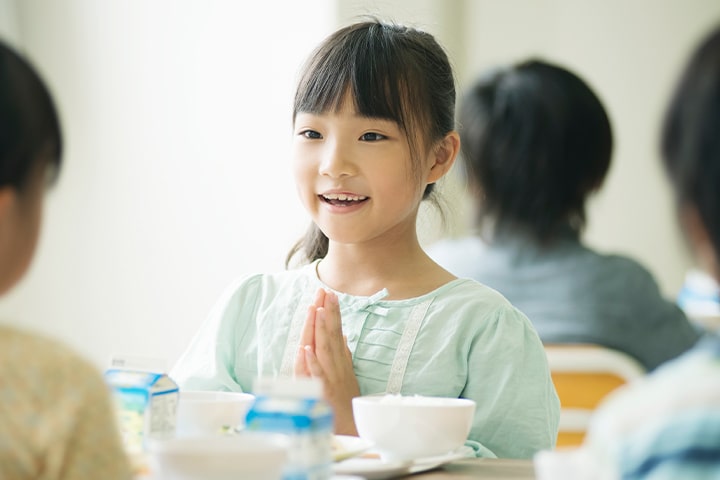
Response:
[360,132,386,141]
[300,130,322,139]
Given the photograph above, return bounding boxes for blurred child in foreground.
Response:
[0,39,131,479]
[538,24,720,480]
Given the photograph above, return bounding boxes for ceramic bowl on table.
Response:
[147,432,289,480]
[352,394,476,461]
[175,390,255,437]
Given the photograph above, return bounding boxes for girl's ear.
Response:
[426,131,460,184]
[681,204,720,281]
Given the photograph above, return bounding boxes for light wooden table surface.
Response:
[138,455,537,479]
[410,458,536,480]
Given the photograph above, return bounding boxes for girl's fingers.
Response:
[294,344,310,377]
[314,307,352,383]
[299,288,327,348]
[320,292,343,340]
[314,288,326,309]
[299,305,317,349]
[295,289,330,378]
[304,345,324,378]
[314,307,333,363]
[325,291,340,321]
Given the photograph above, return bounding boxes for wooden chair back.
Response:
[544,344,646,447]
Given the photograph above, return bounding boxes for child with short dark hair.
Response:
[0,39,131,479]
[429,59,700,371]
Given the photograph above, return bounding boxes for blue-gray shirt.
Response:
[427,230,701,371]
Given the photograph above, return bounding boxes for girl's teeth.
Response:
[324,194,367,201]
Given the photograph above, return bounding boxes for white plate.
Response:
[333,435,374,462]
[332,446,473,479]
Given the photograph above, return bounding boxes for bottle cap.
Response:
[252,376,323,398]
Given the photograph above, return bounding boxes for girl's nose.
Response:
[319,142,355,178]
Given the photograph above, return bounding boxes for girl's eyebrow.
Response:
[352,112,396,122]
[295,110,395,124]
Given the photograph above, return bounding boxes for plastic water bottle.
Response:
[245,377,333,480]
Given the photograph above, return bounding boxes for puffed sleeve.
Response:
[170,275,260,392]
[462,303,560,458]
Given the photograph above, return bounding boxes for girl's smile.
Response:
[318,190,369,212]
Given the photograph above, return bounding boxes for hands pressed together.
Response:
[294,288,361,435]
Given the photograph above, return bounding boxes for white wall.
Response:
[0,0,335,370]
[0,0,18,43]
[1,0,718,372]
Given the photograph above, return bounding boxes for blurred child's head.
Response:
[288,19,457,266]
[0,40,62,294]
[459,59,612,243]
[662,26,720,281]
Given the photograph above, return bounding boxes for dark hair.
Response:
[286,19,456,267]
[0,39,62,193]
[662,25,720,258]
[459,59,612,243]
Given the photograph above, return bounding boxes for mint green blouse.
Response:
[171,261,559,459]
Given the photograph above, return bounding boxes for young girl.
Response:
[0,40,131,478]
[172,19,559,459]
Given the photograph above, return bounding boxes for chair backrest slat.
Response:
[544,344,646,448]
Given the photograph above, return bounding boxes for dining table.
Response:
[136,437,539,480]
[137,457,536,480]
[408,458,536,480]
[137,458,536,480]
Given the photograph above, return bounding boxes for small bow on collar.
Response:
[340,288,390,316]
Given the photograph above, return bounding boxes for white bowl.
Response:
[148,433,289,480]
[352,394,476,461]
[175,390,255,437]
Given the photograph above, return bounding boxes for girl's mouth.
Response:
[319,193,369,207]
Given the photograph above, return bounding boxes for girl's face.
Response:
[292,96,436,248]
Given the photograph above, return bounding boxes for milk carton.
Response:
[104,356,179,456]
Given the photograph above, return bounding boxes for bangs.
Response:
[293,23,416,131]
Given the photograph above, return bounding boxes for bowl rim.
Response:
[352,395,476,408]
